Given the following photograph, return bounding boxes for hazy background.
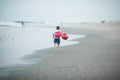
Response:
[0,0,120,23]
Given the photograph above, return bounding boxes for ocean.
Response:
[0,23,85,68]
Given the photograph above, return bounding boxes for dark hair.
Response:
[56,26,60,30]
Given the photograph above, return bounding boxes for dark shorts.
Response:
[54,37,60,44]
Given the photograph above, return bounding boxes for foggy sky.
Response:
[0,0,120,23]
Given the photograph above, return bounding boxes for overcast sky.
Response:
[0,0,120,23]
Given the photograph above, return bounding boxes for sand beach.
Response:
[0,22,120,80]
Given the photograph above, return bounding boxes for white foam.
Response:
[0,21,20,26]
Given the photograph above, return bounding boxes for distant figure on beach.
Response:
[101,20,105,23]
[21,21,24,28]
[53,26,62,49]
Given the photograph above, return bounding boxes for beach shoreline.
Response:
[0,25,85,68]
[0,22,120,80]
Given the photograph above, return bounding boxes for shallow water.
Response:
[0,25,85,68]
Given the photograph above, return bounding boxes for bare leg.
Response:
[57,44,60,48]
[54,43,60,48]
[55,43,60,51]
[54,43,57,47]
[57,44,60,51]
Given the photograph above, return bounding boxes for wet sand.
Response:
[1,22,120,80]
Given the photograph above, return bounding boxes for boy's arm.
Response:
[53,33,54,38]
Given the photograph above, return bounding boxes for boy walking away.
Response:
[53,26,62,49]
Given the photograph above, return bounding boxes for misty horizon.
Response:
[0,0,120,23]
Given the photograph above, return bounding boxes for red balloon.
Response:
[61,32,69,40]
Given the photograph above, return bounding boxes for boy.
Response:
[53,26,61,48]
